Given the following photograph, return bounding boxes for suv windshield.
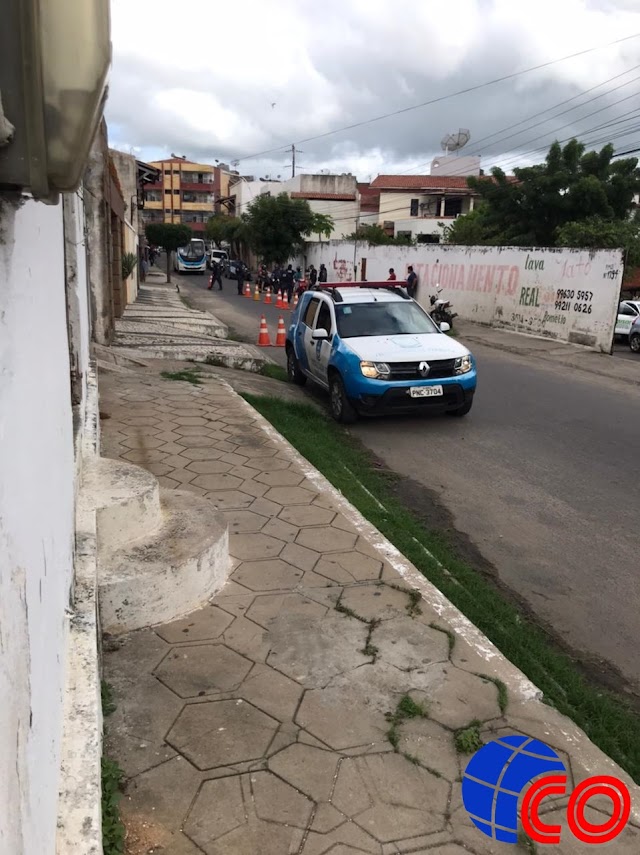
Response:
[335,301,438,338]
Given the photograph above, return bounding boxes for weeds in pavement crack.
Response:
[334,601,363,621]
[361,618,380,659]
[385,582,423,617]
[386,694,429,753]
[455,720,484,754]
[101,677,125,854]
[101,680,116,716]
[160,369,202,385]
[430,622,456,656]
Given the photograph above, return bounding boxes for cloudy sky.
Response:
[107,0,640,181]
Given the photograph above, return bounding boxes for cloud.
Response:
[106,0,640,179]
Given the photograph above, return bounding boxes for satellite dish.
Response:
[440,129,471,155]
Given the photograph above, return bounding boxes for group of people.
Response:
[387,265,418,298]
[207,259,420,300]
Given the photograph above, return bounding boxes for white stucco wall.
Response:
[0,197,76,854]
[304,241,624,351]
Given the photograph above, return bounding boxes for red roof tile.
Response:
[370,175,475,190]
[290,192,356,201]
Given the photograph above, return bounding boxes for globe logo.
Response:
[462,735,566,843]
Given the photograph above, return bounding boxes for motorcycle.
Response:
[429,285,457,327]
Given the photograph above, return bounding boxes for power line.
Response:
[225,32,640,166]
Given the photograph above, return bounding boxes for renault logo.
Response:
[418,361,430,377]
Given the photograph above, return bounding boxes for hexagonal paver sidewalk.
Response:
[100,368,640,855]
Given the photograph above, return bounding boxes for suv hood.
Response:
[345,333,470,362]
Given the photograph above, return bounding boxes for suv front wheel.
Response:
[329,373,358,424]
[630,330,640,353]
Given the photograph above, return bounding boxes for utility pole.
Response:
[286,144,302,178]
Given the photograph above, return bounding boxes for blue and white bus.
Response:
[174,238,207,274]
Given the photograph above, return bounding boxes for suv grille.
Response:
[388,359,456,380]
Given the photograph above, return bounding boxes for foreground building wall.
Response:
[0,197,77,855]
[304,241,623,351]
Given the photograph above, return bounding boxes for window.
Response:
[417,234,440,244]
[410,198,419,217]
[173,189,180,195]
[164,188,171,195]
[444,197,463,217]
[164,169,170,175]
[315,302,333,334]
[303,297,320,327]
[173,169,179,175]
[619,303,639,316]
[335,301,437,338]
[164,208,170,213]
[397,231,412,241]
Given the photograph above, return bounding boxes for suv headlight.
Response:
[455,354,473,374]
[360,361,391,379]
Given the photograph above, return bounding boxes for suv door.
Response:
[296,296,321,373]
[309,298,335,386]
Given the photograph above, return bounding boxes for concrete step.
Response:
[84,458,162,552]
[111,340,266,371]
[98,488,229,634]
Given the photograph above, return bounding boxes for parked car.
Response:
[285,282,477,422]
[224,259,251,282]
[629,315,640,353]
[207,248,229,270]
[615,300,640,339]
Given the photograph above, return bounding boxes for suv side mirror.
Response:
[312,329,330,341]
[439,322,451,333]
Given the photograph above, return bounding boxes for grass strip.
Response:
[243,393,640,783]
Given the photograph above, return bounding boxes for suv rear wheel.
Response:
[329,373,357,424]
[630,331,640,353]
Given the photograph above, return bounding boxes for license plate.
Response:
[409,385,443,398]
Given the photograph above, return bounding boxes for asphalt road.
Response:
[177,271,640,693]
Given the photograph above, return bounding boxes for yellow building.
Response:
[142,157,220,234]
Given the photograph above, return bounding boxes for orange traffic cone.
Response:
[244,281,251,298]
[275,317,286,347]
[264,287,272,305]
[282,291,289,310]
[253,283,260,301]
[257,315,272,346]
[275,289,283,308]
[292,292,299,310]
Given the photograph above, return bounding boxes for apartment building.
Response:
[142,157,221,232]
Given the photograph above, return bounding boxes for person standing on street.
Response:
[318,263,328,283]
[209,260,223,290]
[406,265,418,297]
[388,268,397,281]
[309,265,318,288]
[294,266,303,294]
[283,264,295,303]
[236,261,245,295]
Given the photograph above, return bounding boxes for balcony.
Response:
[181,182,214,192]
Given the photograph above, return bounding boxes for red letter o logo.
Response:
[567,776,631,844]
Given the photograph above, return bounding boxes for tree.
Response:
[311,212,334,241]
[556,214,640,276]
[343,223,415,246]
[205,215,229,248]
[442,140,640,249]
[242,193,333,265]
[145,223,192,283]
